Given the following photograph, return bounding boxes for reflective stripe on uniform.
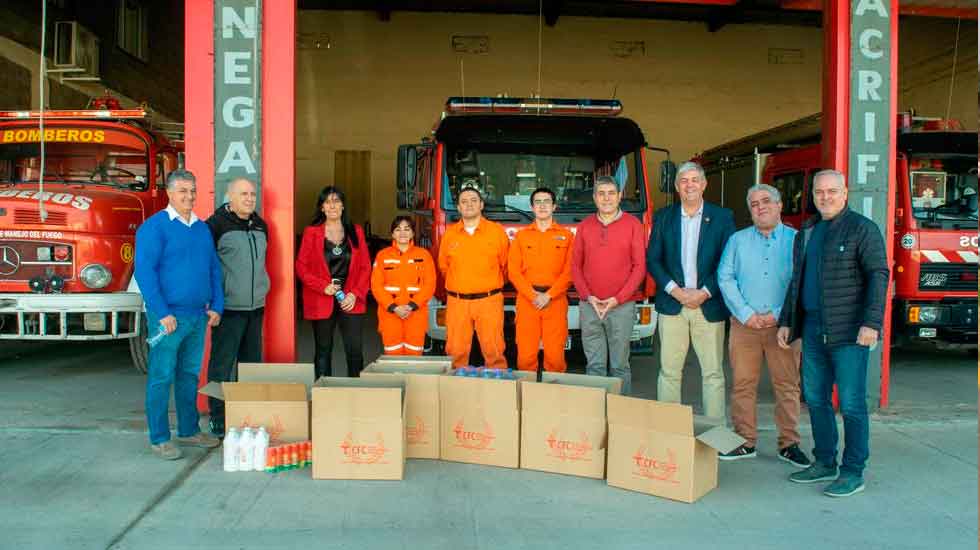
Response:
[384,343,404,351]
[403,342,424,351]
[384,286,401,292]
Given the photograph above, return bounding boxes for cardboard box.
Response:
[198,363,315,445]
[438,371,533,468]
[236,363,317,395]
[606,395,744,503]
[361,360,449,459]
[311,377,406,480]
[519,372,622,479]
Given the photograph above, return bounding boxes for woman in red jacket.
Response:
[295,186,371,378]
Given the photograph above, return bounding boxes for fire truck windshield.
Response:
[908,156,978,228]
[442,148,646,216]
[0,127,149,189]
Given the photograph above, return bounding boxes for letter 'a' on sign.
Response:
[218,141,257,173]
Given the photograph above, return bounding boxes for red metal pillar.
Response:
[822,0,898,408]
[821,0,849,172]
[261,1,297,362]
[187,1,296,413]
[879,0,899,408]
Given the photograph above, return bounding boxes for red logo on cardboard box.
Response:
[339,432,390,465]
[631,447,680,484]
[240,415,286,445]
[545,429,593,462]
[452,418,495,450]
[406,416,429,445]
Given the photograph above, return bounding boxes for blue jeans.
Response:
[801,319,870,478]
[146,313,207,445]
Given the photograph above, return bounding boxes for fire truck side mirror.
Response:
[397,144,417,210]
[659,160,676,194]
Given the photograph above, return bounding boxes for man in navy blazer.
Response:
[647,161,736,419]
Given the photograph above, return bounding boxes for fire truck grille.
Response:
[14,209,68,225]
[918,263,978,292]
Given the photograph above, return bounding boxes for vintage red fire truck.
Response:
[699,112,978,349]
[395,97,674,358]
[0,100,183,371]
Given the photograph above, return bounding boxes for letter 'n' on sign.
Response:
[214,0,262,210]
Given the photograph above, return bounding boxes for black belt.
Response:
[446,288,502,300]
[532,285,551,293]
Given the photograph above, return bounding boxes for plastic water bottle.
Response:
[239,427,254,471]
[335,289,347,302]
[223,427,240,472]
[146,325,167,348]
[252,427,269,472]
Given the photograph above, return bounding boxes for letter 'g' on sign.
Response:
[223,97,254,128]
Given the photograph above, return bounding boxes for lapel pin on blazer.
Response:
[704,216,711,224]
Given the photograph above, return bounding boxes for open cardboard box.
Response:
[606,394,744,503]
[311,377,407,480]
[438,369,534,468]
[198,363,315,445]
[361,359,449,459]
[519,372,622,479]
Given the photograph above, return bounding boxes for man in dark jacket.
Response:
[777,169,889,498]
[647,161,736,419]
[205,177,271,436]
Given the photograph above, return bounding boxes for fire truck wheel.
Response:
[129,317,150,374]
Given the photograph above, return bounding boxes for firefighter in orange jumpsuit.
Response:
[508,187,574,372]
[371,216,437,355]
[438,187,509,369]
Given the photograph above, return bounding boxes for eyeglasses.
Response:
[532,199,553,206]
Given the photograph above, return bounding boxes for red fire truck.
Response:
[0,100,183,372]
[395,97,674,358]
[699,112,978,349]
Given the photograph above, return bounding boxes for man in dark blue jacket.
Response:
[135,169,223,460]
[777,169,889,498]
[647,161,736,419]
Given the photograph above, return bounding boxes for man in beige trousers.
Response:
[646,161,735,419]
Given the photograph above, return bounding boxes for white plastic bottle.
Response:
[239,426,255,471]
[223,427,240,472]
[253,426,269,472]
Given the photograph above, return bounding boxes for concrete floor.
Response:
[0,319,976,550]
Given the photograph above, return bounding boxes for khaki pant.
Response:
[728,318,801,449]
[657,307,726,419]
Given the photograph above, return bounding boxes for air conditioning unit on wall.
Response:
[50,21,101,81]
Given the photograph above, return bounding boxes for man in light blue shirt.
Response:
[716,184,809,468]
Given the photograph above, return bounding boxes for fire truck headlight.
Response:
[917,307,939,324]
[49,275,65,293]
[80,264,112,289]
[28,276,46,293]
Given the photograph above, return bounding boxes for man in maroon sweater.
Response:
[571,176,647,394]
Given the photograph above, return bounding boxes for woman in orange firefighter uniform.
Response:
[508,187,574,372]
[438,187,510,369]
[371,216,436,355]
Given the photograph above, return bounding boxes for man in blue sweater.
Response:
[135,169,224,460]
